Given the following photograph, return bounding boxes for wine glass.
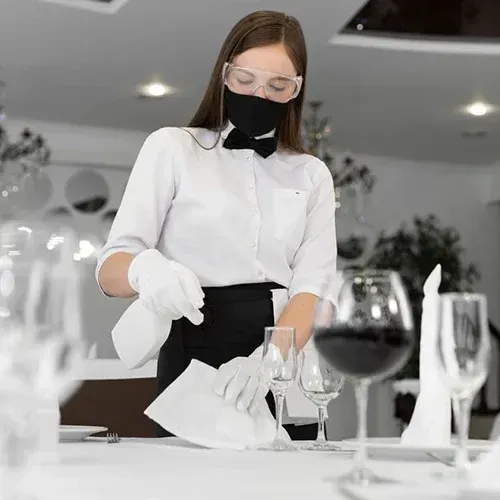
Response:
[313,269,415,485]
[257,326,298,452]
[0,219,84,399]
[436,293,490,480]
[0,218,83,498]
[298,348,345,451]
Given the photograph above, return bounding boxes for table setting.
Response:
[0,217,498,499]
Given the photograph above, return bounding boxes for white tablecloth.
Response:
[18,437,495,500]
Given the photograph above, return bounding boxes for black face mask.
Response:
[223,87,287,138]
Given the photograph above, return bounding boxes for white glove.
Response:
[212,344,283,415]
[128,249,204,325]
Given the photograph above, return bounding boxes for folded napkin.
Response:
[401,264,451,446]
[144,359,283,450]
[112,300,172,369]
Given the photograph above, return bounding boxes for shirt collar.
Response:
[220,121,276,141]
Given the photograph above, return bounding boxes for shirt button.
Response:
[253,210,258,215]
[250,243,256,248]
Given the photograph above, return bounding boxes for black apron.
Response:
[156,282,318,440]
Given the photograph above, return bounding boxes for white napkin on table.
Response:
[144,359,282,450]
[401,264,451,446]
[112,300,172,369]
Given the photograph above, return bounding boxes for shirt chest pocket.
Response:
[272,188,309,252]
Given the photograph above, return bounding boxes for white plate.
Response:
[340,437,492,460]
[59,425,108,442]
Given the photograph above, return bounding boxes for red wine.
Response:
[314,325,414,381]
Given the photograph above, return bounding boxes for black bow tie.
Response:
[223,128,277,159]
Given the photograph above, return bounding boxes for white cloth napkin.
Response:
[144,359,281,450]
[401,264,451,446]
[112,300,172,369]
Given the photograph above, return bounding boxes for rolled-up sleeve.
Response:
[95,128,176,290]
[288,159,338,305]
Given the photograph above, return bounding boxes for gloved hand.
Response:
[212,344,283,415]
[128,249,204,325]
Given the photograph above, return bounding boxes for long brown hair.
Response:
[188,11,308,154]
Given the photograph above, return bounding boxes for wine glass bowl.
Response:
[299,352,344,403]
[437,293,489,398]
[0,217,84,396]
[314,270,414,383]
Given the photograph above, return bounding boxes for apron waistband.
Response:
[201,282,286,306]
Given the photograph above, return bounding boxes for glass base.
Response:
[337,467,397,486]
[432,463,471,482]
[300,440,353,452]
[257,438,297,452]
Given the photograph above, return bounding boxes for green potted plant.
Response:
[358,214,480,425]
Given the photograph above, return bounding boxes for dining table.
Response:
[18,437,497,500]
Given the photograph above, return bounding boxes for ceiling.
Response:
[1,0,500,165]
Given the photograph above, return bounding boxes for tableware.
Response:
[59,425,108,443]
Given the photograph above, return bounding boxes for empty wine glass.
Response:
[313,270,415,485]
[436,293,490,480]
[0,218,83,498]
[257,326,298,452]
[0,219,84,399]
[298,348,344,451]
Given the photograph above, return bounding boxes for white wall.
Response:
[479,164,500,205]
[355,155,500,326]
[3,117,147,167]
[7,118,499,438]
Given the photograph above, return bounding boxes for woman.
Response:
[96,10,337,440]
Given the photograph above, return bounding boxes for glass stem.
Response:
[354,380,370,475]
[274,393,285,441]
[453,395,472,477]
[316,406,327,443]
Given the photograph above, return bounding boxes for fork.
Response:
[106,432,120,444]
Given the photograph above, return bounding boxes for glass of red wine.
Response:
[313,269,415,485]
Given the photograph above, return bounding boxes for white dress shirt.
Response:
[96,123,337,301]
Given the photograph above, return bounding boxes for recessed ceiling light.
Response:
[464,101,492,117]
[138,81,173,98]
